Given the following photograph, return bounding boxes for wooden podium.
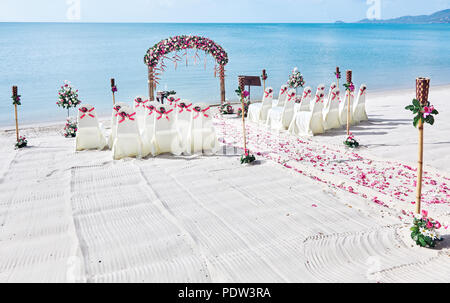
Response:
[238,75,261,101]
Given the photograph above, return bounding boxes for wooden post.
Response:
[415,77,430,214]
[148,67,155,101]
[219,64,225,105]
[12,86,19,141]
[346,70,352,136]
[241,96,247,153]
[111,78,116,106]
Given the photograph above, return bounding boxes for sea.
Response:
[1,22,450,126]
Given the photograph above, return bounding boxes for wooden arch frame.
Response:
[144,35,228,104]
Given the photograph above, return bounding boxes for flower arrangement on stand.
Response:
[405,98,439,127]
[15,136,27,149]
[261,69,268,90]
[57,81,81,137]
[343,133,359,148]
[236,86,256,165]
[411,210,442,248]
[57,81,82,113]
[63,117,78,138]
[220,102,234,115]
[236,88,250,117]
[287,67,305,94]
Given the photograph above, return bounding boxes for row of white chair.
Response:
[75,96,219,160]
[248,83,368,136]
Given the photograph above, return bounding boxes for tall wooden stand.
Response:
[14,104,19,141]
[241,97,247,153]
[346,91,351,136]
[416,119,424,214]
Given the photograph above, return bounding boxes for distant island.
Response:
[350,9,450,24]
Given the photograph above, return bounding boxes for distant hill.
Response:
[357,9,450,24]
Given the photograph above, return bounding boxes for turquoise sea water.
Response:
[1,23,450,126]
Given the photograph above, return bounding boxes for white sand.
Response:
[0,85,449,283]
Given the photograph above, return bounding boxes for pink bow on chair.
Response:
[134,98,148,107]
[360,87,366,96]
[331,91,339,101]
[315,94,324,103]
[118,112,136,123]
[265,89,273,98]
[168,97,180,105]
[280,87,288,95]
[79,107,95,119]
[193,106,210,119]
[156,108,174,120]
[178,102,192,113]
[146,105,155,116]
[287,93,295,102]
[303,90,311,98]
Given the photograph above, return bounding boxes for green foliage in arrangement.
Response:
[405,99,439,128]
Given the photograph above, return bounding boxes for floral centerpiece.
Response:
[12,93,21,106]
[15,136,27,149]
[64,117,78,138]
[343,133,359,148]
[411,210,442,248]
[335,67,341,82]
[220,102,234,115]
[287,67,305,93]
[57,81,82,112]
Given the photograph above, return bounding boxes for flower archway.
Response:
[144,35,229,104]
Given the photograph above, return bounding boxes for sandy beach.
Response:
[0,85,449,283]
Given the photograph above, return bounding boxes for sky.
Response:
[0,0,449,23]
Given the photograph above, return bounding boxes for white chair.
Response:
[296,86,313,112]
[108,102,129,148]
[272,85,289,107]
[112,107,143,160]
[339,90,355,126]
[352,84,368,123]
[140,101,161,155]
[76,104,107,151]
[166,95,181,108]
[186,103,219,155]
[176,100,193,148]
[323,88,342,130]
[315,84,326,98]
[324,82,337,110]
[266,89,296,131]
[134,96,149,131]
[289,92,325,136]
[247,87,274,123]
[149,104,183,156]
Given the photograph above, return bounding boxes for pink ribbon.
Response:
[315,95,323,103]
[168,97,180,105]
[146,105,156,116]
[118,112,136,124]
[287,94,295,102]
[280,87,288,95]
[360,88,366,96]
[193,106,210,119]
[178,103,192,113]
[265,90,273,98]
[135,98,149,107]
[331,91,338,101]
[79,107,95,119]
[303,90,311,98]
[156,109,173,120]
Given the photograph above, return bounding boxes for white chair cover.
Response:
[352,84,368,123]
[112,107,143,160]
[76,104,107,151]
[289,92,325,136]
[133,96,149,131]
[175,100,193,149]
[140,101,160,154]
[323,88,342,130]
[266,89,296,131]
[186,103,218,155]
[149,104,183,156]
[324,82,337,110]
[297,87,313,112]
[166,95,181,108]
[339,90,355,126]
[248,87,274,123]
[108,102,129,148]
[272,85,289,107]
